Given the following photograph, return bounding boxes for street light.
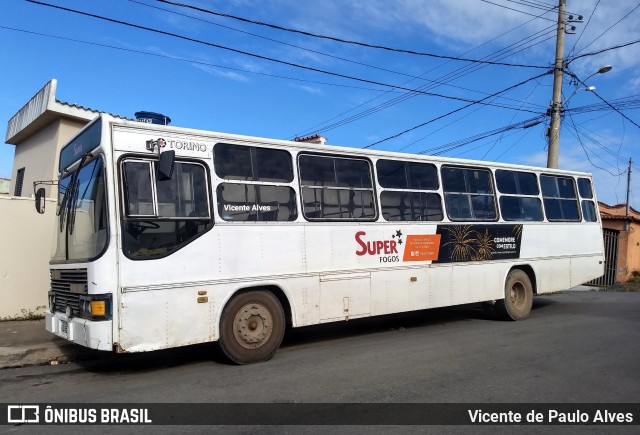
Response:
[547,65,612,168]
[564,85,596,106]
[583,65,612,82]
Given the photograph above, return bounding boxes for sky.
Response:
[1,0,639,208]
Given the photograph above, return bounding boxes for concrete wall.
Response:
[0,196,56,319]
[11,118,87,199]
[0,179,9,195]
[628,226,640,277]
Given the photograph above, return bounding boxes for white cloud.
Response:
[191,64,250,82]
[628,75,640,92]
[290,84,325,96]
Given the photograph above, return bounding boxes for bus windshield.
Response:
[52,157,108,262]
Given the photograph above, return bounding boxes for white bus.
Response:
[39,114,604,364]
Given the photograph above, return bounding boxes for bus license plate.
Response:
[59,320,69,336]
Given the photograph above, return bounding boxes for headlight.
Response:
[78,294,112,320]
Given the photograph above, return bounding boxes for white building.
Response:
[6,79,100,199]
[1,80,106,318]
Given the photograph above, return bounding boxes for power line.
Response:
[568,0,600,57]
[572,121,640,172]
[295,28,555,138]
[574,2,640,56]
[507,0,557,13]
[292,9,557,139]
[452,128,528,158]
[481,77,545,158]
[153,0,549,69]
[507,0,581,17]
[25,0,543,110]
[480,0,556,22]
[0,25,409,94]
[571,121,634,169]
[494,128,535,160]
[132,0,546,107]
[364,71,551,148]
[132,0,496,92]
[566,95,640,115]
[567,37,640,63]
[413,115,545,156]
[398,104,490,153]
[566,71,640,130]
[398,76,545,154]
[565,111,625,176]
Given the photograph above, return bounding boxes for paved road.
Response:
[0,291,638,433]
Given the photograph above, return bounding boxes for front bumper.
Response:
[45,312,113,351]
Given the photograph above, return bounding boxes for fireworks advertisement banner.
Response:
[433,224,522,264]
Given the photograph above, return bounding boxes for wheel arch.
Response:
[217,283,295,333]
[509,264,538,295]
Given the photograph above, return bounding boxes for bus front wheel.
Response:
[495,269,533,321]
[218,290,285,364]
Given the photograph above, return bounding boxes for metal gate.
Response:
[587,229,619,286]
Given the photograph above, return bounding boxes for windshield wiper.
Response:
[58,181,70,232]
[59,153,91,235]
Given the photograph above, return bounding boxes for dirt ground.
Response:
[603,273,640,292]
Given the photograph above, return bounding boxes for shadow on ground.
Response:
[69,296,557,373]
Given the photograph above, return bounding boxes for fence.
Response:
[587,229,618,287]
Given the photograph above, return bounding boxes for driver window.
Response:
[121,158,212,259]
[123,161,154,216]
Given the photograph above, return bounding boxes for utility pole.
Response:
[625,158,633,231]
[547,0,566,169]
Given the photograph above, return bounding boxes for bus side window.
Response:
[578,178,597,222]
[376,159,439,190]
[496,169,543,221]
[442,166,497,221]
[213,143,293,182]
[217,183,298,222]
[380,191,443,222]
[540,175,580,221]
[581,201,598,222]
[299,154,377,221]
[213,143,298,222]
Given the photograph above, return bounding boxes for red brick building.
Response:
[598,202,640,283]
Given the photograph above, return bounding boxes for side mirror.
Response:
[157,150,175,181]
[35,188,46,214]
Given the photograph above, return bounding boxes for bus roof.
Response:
[101,113,593,178]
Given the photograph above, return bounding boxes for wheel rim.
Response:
[232,302,273,349]
[509,280,527,311]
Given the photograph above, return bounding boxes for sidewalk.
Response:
[0,319,101,369]
[0,285,600,369]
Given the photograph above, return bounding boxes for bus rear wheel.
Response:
[495,269,533,321]
[219,290,285,364]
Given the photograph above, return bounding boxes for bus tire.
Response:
[495,269,533,321]
[218,290,285,364]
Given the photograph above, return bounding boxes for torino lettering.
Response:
[355,231,398,256]
[167,140,207,152]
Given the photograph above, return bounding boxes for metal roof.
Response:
[5,79,127,145]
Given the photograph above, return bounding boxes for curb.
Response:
[0,343,100,369]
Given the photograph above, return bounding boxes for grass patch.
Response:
[601,282,640,292]
[0,306,46,321]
